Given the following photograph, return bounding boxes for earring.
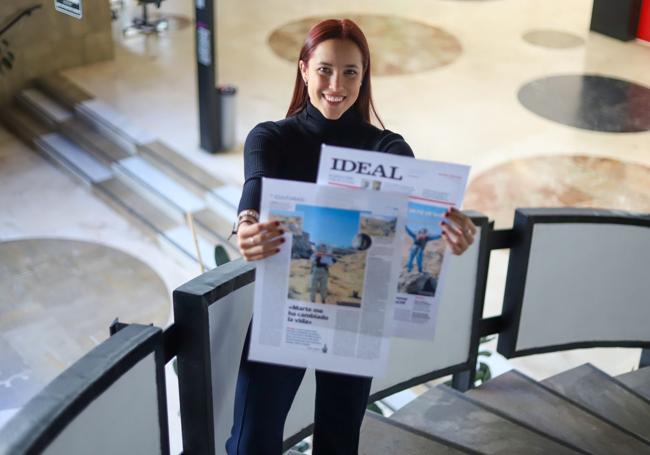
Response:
[304,80,308,86]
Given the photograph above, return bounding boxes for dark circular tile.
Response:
[0,239,169,408]
[465,156,650,228]
[268,15,462,76]
[523,29,584,49]
[518,75,650,132]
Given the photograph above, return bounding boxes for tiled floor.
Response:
[1,0,648,436]
[0,238,170,407]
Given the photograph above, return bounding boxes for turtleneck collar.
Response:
[298,101,363,137]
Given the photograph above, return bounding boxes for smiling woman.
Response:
[287,19,382,126]
[227,18,476,455]
[299,39,363,121]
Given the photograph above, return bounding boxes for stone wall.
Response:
[0,0,113,104]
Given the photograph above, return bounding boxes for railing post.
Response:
[451,367,475,392]
[640,348,650,368]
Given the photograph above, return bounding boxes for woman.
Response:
[228,19,476,454]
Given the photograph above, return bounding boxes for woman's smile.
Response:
[323,94,346,104]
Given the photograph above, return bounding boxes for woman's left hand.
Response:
[440,207,477,255]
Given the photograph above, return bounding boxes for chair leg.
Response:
[124,2,168,35]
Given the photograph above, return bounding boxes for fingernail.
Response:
[274,221,280,226]
[275,249,280,253]
[280,238,286,243]
[444,212,449,217]
[279,229,285,235]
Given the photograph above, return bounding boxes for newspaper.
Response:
[249,178,408,377]
[317,145,470,340]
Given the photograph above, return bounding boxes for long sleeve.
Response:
[405,225,416,239]
[376,130,415,158]
[237,122,281,213]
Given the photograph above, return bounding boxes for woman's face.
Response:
[299,39,364,120]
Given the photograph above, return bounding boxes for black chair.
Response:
[123,0,169,35]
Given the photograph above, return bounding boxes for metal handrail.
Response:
[0,4,42,38]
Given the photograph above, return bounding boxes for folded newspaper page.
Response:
[249,178,408,376]
[317,145,470,340]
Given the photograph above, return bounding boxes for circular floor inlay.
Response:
[0,239,169,409]
[268,15,462,76]
[164,14,192,31]
[523,29,584,49]
[465,156,650,228]
[518,75,650,133]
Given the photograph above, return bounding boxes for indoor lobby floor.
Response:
[1,0,649,440]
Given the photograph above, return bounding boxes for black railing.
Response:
[0,4,42,38]
[1,208,648,455]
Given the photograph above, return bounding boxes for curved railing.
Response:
[172,211,491,453]
[0,5,42,38]
[1,208,648,454]
[497,208,650,357]
[0,324,170,455]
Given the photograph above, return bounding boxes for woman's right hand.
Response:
[237,220,285,261]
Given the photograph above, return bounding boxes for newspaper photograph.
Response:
[248,178,408,377]
[317,145,470,340]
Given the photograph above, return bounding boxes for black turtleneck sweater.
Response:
[238,102,414,213]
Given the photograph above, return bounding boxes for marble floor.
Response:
[1,0,649,435]
[0,238,170,409]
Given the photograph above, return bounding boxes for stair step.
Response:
[192,208,239,257]
[211,184,240,210]
[138,140,224,190]
[466,370,650,454]
[617,366,650,401]
[36,133,112,184]
[163,225,216,269]
[95,178,179,233]
[60,117,132,163]
[542,363,650,442]
[76,99,155,154]
[205,190,238,223]
[138,152,209,198]
[35,73,93,109]
[114,156,206,219]
[0,104,52,145]
[17,88,72,126]
[359,411,475,454]
[391,385,582,454]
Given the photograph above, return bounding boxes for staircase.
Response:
[0,73,240,269]
[358,363,650,454]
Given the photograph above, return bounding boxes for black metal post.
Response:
[640,348,650,369]
[451,367,475,392]
[194,0,222,152]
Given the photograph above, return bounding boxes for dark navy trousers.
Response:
[226,324,372,455]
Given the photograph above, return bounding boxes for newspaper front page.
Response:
[249,178,408,377]
[317,145,470,340]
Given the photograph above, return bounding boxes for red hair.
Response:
[286,19,384,128]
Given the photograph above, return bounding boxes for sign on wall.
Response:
[55,0,82,19]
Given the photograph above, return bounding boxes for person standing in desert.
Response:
[310,243,336,303]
